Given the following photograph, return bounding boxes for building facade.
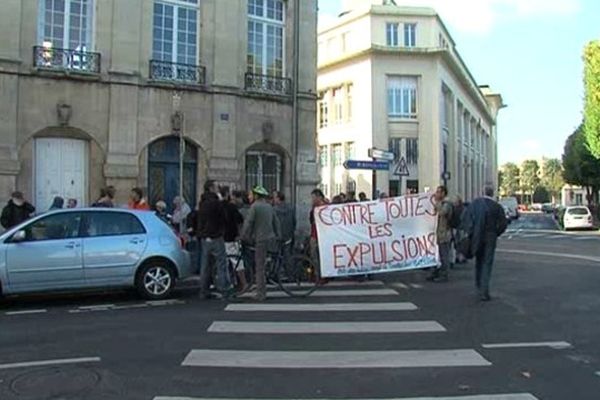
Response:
[0,0,318,227]
[317,0,504,200]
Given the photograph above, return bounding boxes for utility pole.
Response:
[172,92,185,233]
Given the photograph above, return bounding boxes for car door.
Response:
[81,211,148,286]
[5,212,84,292]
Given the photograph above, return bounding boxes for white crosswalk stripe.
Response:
[163,283,538,399]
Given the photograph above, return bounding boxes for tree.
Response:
[541,158,564,203]
[520,160,540,203]
[583,41,600,158]
[532,186,550,204]
[562,125,600,206]
[499,162,520,197]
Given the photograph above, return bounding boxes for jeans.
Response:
[199,237,231,295]
[254,241,268,300]
[435,241,451,278]
[475,242,497,296]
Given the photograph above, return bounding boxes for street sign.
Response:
[393,157,410,176]
[368,148,395,161]
[343,160,390,170]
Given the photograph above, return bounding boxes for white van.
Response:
[499,197,519,220]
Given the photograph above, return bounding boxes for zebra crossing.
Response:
[154,280,541,400]
[501,229,599,241]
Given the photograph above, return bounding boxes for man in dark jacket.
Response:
[1,192,35,230]
[465,186,508,301]
[272,191,296,243]
[197,180,233,299]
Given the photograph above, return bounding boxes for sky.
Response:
[318,0,600,165]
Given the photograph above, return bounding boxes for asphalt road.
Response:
[1,213,599,400]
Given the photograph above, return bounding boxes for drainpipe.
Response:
[290,0,300,210]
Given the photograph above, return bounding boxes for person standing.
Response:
[358,192,369,202]
[49,196,64,211]
[465,186,508,301]
[221,187,247,292]
[67,198,78,209]
[154,200,172,223]
[242,186,280,302]
[92,186,115,208]
[198,180,233,299]
[128,188,150,210]
[172,196,191,233]
[1,192,35,230]
[272,191,296,244]
[428,186,453,283]
[309,189,327,269]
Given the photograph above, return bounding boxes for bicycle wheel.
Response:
[277,254,320,297]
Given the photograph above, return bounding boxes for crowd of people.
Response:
[0,182,507,302]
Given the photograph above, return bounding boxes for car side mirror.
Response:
[11,230,26,243]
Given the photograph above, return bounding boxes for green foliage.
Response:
[532,186,550,204]
[520,160,541,197]
[540,158,564,202]
[583,41,600,158]
[499,162,520,196]
[562,125,600,205]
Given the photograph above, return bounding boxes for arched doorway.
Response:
[148,136,197,212]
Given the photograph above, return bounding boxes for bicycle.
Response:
[227,239,320,298]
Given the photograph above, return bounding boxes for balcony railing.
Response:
[149,60,206,85]
[245,72,292,96]
[33,46,101,74]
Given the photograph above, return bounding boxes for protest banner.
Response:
[315,192,439,277]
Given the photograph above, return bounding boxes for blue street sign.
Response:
[343,160,390,170]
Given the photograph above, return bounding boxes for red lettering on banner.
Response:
[359,242,371,265]
[333,244,345,269]
[391,240,405,262]
[368,223,393,239]
[347,244,360,267]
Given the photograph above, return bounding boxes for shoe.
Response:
[433,275,449,283]
[479,293,491,302]
[426,273,438,281]
[199,292,217,300]
[253,294,267,302]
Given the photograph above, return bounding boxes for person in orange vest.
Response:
[128,187,150,210]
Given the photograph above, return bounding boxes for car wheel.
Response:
[136,261,176,300]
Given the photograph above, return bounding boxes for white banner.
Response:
[315,192,439,278]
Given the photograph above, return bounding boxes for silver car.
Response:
[0,208,194,300]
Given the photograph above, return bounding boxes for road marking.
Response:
[520,233,546,238]
[573,236,597,241]
[392,282,409,289]
[208,321,446,334]
[498,249,600,263]
[225,302,418,312]
[182,349,491,368]
[0,357,101,370]
[147,299,185,306]
[482,341,572,350]
[5,309,47,316]
[78,304,115,310]
[410,283,424,289]
[595,371,600,377]
[154,395,539,400]
[238,288,399,298]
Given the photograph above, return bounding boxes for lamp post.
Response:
[172,92,185,233]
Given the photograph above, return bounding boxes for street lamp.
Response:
[172,92,185,233]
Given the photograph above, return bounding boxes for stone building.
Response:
[0,0,318,226]
[317,0,504,200]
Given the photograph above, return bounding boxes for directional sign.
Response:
[393,157,410,177]
[368,148,395,161]
[343,160,390,171]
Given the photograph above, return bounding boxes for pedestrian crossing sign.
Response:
[393,157,410,177]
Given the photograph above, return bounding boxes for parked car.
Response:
[499,197,519,220]
[541,203,555,214]
[531,203,543,212]
[563,206,594,231]
[502,205,512,224]
[0,209,194,300]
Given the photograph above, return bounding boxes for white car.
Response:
[563,206,594,231]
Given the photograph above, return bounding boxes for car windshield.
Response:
[568,207,589,215]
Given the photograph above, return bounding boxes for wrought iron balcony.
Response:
[245,72,292,96]
[33,46,101,73]
[149,60,206,85]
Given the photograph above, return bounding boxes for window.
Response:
[318,92,329,128]
[332,87,344,124]
[38,0,94,50]
[152,0,198,65]
[345,142,355,160]
[84,212,146,237]
[20,213,82,242]
[334,183,343,196]
[386,23,399,47]
[319,145,329,167]
[332,144,342,167]
[247,0,285,77]
[246,151,282,192]
[387,76,418,119]
[406,138,418,165]
[346,84,353,122]
[320,183,329,198]
[404,23,416,47]
[341,31,350,52]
